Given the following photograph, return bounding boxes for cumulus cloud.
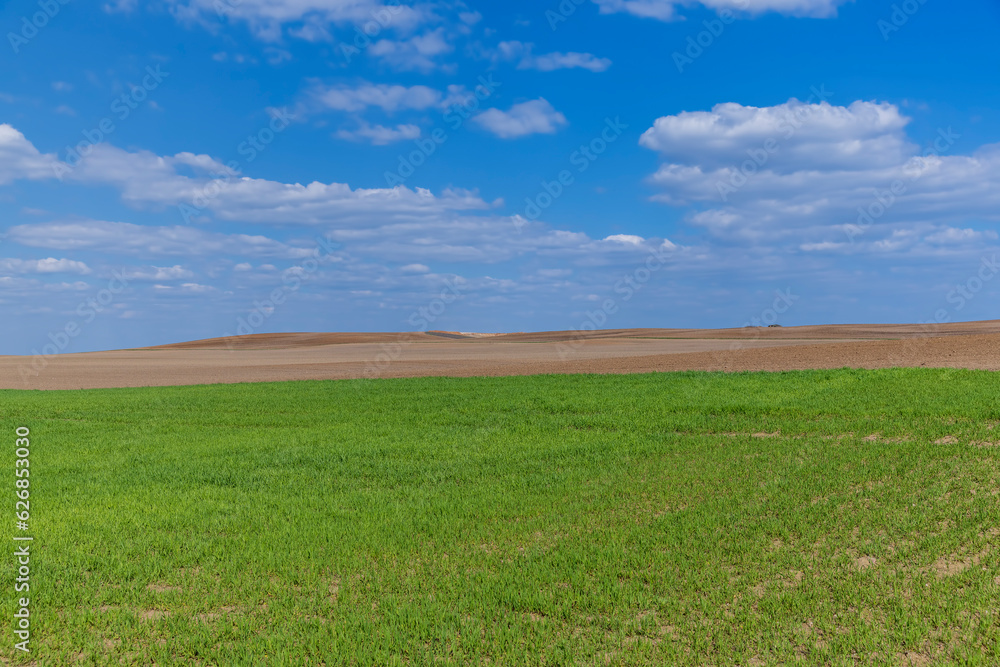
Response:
[196,181,492,226]
[924,227,999,245]
[125,265,196,281]
[323,215,593,263]
[369,29,453,72]
[162,0,428,42]
[0,257,91,275]
[473,98,568,139]
[0,127,511,260]
[264,47,293,64]
[592,0,853,21]
[0,124,59,184]
[494,41,611,72]
[529,51,612,72]
[307,82,444,113]
[640,99,1000,251]
[5,216,682,285]
[603,234,645,245]
[178,282,215,293]
[153,2,485,75]
[103,0,138,11]
[61,145,233,204]
[335,122,421,145]
[400,263,430,273]
[7,220,316,258]
[0,124,699,333]
[639,100,912,172]
[43,140,490,226]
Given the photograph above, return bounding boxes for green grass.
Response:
[3,368,1000,665]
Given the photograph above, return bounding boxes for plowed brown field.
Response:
[5,321,1000,390]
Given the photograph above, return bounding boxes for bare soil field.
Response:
[4,321,1000,390]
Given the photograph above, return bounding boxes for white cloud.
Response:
[318,213,677,266]
[639,100,911,172]
[0,124,702,321]
[0,257,91,275]
[529,51,612,72]
[799,241,846,252]
[400,263,430,273]
[150,282,216,293]
[925,227,999,245]
[592,0,853,20]
[211,52,255,64]
[494,41,611,72]
[59,145,233,203]
[264,47,293,64]
[7,220,315,258]
[49,141,490,226]
[603,234,645,245]
[179,282,215,293]
[195,180,491,227]
[473,98,568,139]
[126,265,195,281]
[164,0,428,42]
[103,0,137,11]
[640,99,1000,250]
[288,16,333,41]
[369,29,453,72]
[335,122,421,145]
[309,82,443,113]
[0,124,59,184]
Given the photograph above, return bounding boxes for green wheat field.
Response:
[2,368,1000,664]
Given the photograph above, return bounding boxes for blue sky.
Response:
[2,0,1000,353]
